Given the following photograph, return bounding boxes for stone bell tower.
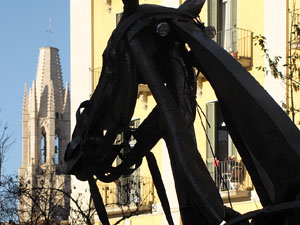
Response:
[19,47,70,222]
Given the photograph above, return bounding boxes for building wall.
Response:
[70,0,92,222]
[70,0,92,131]
[264,0,287,106]
[238,0,264,85]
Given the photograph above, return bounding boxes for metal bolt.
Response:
[156,22,170,37]
[204,25,216,39]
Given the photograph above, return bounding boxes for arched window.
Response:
[54,134,60,164]
[41,131,47,164]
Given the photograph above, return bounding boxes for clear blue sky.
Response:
[0,0,70,176]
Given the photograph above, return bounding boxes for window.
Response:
[54,134,60,165]
[208,0,237,32]
[115,119,141,205]
[206,101,238,190]
[208,0,237,52]
[41,131,47,164]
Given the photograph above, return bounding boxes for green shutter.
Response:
[231,0,238,51]
[206,102,216,180]
[229,135,238,157]
[208,0,218,29]
[230,0,237,28]
[231,140,238,157]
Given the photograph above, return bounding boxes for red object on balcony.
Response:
[214,157,220,167]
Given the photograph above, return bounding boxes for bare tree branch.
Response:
[0,115,15,179]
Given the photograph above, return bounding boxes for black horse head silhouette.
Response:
[65,1,300,224]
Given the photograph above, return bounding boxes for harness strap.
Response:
[88,175,110,225]
[225,201,300,225]
[76,100,90,123]
[146,152,174,225]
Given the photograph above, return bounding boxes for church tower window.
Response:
[54,133,60,165]
[41,131,47,164]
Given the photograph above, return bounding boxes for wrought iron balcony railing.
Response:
[216,27,253,69]
[99,176,155,209]
[210,159,253,199]
[215,160,245,191]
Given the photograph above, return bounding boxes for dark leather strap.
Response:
[88,175,110,225]
[225,201,300,225]
[146,152,174,225]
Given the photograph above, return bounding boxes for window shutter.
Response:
[229,135,238,156]
[230,0,237,28]
[206,102,216,180]
[208,0,218,29]
[232,141,237,157]
[230,0,238,51]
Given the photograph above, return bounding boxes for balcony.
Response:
[98,176,155,218]
[216,27,253,69]
[211,159,253,202]
[289,9,300,50]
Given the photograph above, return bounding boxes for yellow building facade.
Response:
[70,0,300,224]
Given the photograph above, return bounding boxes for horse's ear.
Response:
[178,0,206,18]
[122,0,139,15]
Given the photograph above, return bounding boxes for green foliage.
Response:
[253,15,300,123]
[253,35,284,79]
